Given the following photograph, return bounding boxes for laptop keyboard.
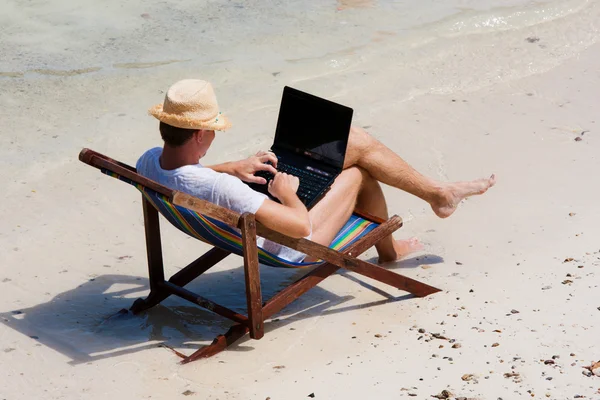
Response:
[255,161,331,203]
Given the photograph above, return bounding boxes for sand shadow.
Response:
[0,259,422,364]
[365,253,445,269]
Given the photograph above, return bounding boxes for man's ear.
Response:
[194,130,204,144]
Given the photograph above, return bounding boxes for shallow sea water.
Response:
[1,0,598,85]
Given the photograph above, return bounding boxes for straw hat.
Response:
[148,79,231,131]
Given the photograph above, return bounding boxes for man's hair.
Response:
[159,122,197,147]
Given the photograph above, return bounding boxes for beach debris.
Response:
[504,371,521,384]
[4,348,15,353]
[374,333,382,338]
[569,212,576,216]
[421,264,433,269]
[158,343,187,358]
[452,343,462,349]
[510,309,520,314]
[2,278,11,283]
[418,328,426,333]
[562,279,573,285]
[431,333,449,340]
[308,393,315,398]
[461,374,475,381]
[182,390,195,396]
[118,255,133,260]
[544,360,555,365]
[574,136,582,141]
[563,258,574,263]
[431,390,454,399]
[583,361,600,377]
[455,261,463,265]
[525,36,540,43]
[542,285,552,290]
[273,365,285,370]
[491,343,500,347]
[582,370,593,377]
[11,310,22,315]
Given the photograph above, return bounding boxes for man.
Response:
[137,79,495,263]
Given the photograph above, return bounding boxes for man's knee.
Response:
[349,125,371,148]
[346,126,377,163]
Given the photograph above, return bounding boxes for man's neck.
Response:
[159,145,200,170]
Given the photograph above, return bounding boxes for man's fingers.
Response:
[257,162,278,175]
[246,175,267,185]
[259,153,278,167]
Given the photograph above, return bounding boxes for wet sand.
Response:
[1,0,599,399]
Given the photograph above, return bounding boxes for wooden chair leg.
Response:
[131,197,167,314]
[182,324,249,364]
[240,213,264,339]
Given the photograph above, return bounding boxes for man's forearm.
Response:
[278,193,311,237]
[206,161,237,176]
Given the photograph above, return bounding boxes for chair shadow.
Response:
[365,253,445,269]
[0,257,429,365]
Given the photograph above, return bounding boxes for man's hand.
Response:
[268,172,300,202]
[256,172,309,238]
[232,151,278,184]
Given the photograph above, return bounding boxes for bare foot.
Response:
[431,174,496,218]
[378,237,424,264]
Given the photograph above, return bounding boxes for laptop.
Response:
[246,86,353,209]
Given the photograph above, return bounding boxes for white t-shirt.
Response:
[136,147,307,263]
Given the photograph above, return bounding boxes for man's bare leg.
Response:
[344,127,496,218]
[355,169,424,263]
[307,167,422,263]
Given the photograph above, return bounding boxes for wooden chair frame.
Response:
[79,148,441,363]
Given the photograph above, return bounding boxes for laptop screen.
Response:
[273,87,353,170]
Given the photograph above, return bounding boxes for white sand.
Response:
[1,0,599,399]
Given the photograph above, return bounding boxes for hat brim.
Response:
[148,104,232,131]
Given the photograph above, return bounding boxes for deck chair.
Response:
[79,148,441,363]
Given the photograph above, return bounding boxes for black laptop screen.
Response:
[273,87,353,169]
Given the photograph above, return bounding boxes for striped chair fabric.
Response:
[102,169,379,268]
